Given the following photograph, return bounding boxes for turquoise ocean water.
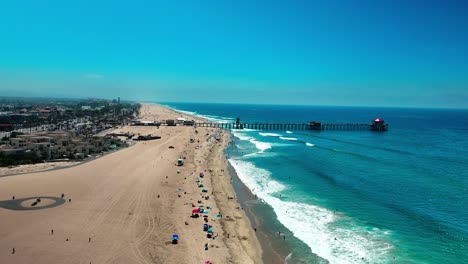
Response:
[162,103,468,264]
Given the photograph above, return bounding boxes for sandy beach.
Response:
[0,161,82,177]
[0,103,262,264]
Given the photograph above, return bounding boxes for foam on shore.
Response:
[165,105,235,123]
[259,132,282,137]
[229,129,395,263]
[233,130,272,153]
[279,137,298,141]
[229,158,393,264]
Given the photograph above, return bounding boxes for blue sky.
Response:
[0,0,467,108]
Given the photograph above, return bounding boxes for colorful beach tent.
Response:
[192,208,199,213]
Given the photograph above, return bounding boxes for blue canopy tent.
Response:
[172,234,179,244]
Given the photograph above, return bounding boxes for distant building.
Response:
[5,131,125,160]
[166,119,176,126]
[370,118,388,131]
[177,118,186,124]
[0,124,12,132]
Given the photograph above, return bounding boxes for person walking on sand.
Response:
[89,237,91,243]
[51,229,54,235]
[12,248,15,254]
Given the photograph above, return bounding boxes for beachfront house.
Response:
[9,137,28,149]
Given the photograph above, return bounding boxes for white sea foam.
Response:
[231,131,252,141]
[232,130,272,153]
[279,137,298,141]
[198,114,235,123]
[250,139,272,152]
[229,159,285,195]
[286,131,293,134]
[259,132,282,137]
[174,109,198,116]
[306,142,315,147]
[284,252,293,264]
[242,152,258,157]
[165,106,234,123]
[229,158,393,264]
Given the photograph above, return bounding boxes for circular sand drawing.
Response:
[0,196,66,211]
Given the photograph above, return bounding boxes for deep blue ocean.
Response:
[162,103,468,264]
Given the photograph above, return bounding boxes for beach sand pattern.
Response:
[0,104,262,264]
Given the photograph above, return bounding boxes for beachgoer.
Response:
[89,237,91,243]
[12,196,15,200]
[254,228,257,232]
[69,199,71,202]
[12,248,15,254]
[51,229,54,235]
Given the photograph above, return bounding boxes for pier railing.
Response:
[192,122,388,131]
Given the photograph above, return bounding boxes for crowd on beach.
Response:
[173,128,228,264]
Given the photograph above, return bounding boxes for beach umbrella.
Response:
[172,234,179,240]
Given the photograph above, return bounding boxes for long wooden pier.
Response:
[196,122,311,130]
[194,119,388,132]
[133,118,388,131]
